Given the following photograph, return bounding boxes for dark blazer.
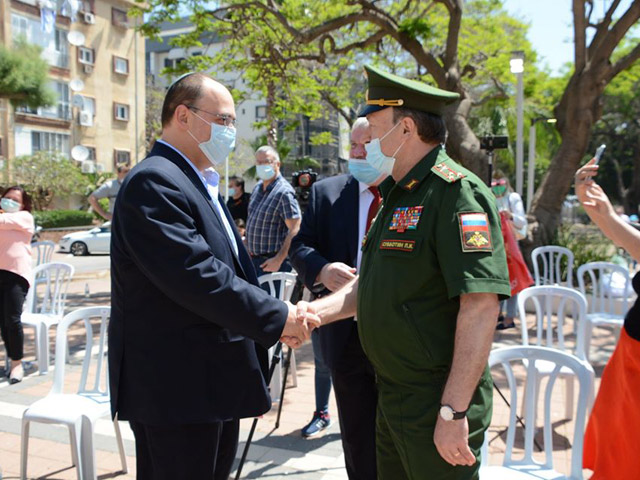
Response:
[290,174,360,369]
[109,141,288,426]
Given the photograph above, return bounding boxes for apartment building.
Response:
[0,0,145,179]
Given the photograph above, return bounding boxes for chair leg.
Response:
[41,324,51,375]
[79,417,97,480]
[113,416,128,473]
[565,376,574,420]
[584,322,594,363]
[290,348,298,388]
[20,418,30,480]
[68,421,84,480]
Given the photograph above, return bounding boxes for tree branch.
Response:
[587,0,622,58]
[573,0,587,71]
[436,0,462,76]
[608,41,640,81]
[320,91,354,126]
[591,1,640,66]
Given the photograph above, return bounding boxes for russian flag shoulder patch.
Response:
[457,212,492,252]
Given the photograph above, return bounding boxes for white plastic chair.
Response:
[258,272,299,398]
[481,346,594,480]
[517,286,592,419]
[31,240,56,266]
[21,262,74,374]
[531,246,574,287]
[20,307,127,480]
[577,261,632,360]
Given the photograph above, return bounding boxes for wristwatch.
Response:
[439,404,467,421]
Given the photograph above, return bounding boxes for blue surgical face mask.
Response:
[256,164,276,181]
[1,198,21,213]
[228,187,236,197]
[348,158,384,185]
[188,111,236,167]
[365,122,406,176]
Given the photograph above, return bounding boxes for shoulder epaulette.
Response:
[431,160,466,184]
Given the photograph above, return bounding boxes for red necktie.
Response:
[366,186,382,233]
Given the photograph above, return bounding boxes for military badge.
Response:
[458,212,492,252]
[389,206,423,233]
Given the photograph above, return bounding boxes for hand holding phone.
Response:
[594,144,606,164]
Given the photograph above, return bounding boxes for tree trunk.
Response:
[525,71,604,257]
[266,82,278,148]
[444,97,489,181]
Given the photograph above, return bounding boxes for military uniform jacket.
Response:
[357,145,510,390]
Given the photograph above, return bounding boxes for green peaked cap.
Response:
[359,64,460,117]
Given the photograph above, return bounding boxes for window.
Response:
[11,14,28,39]
[78,0,95,13]
[31,131,70,156]
[191,51,202,57]
[113,56,129,75]
[85,146,96,161]
[112,8,129,28]
[114,149,130,165]
[53,29,70,68]
[164,58,175,69]
[256,105,267,121]
[18,81,70,120]
[80,95,96,116]
[78,46,95,65]
[113,103,129,121]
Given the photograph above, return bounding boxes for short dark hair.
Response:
[234,218,246,229]
[392,107,447,144]
[2,185,32,212]
[229,175,244,192]
[161,73,208,127]
[116,163,130,173]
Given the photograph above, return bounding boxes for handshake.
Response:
[280,301,321,349]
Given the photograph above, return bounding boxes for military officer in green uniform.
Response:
[294,65,510,479]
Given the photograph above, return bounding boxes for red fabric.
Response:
[366,187,382,233]
[583,328,640,479]
[499,211,533,296]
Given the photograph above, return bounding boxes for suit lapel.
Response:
[151,142,243,266]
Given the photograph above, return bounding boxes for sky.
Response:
[503,0,635,75]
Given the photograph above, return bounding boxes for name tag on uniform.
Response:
[458,212,492,252]
[389,206,423,233]
[380,239,416,252]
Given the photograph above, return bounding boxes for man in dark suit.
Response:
[290,118,383,479]
[109,72,310,480]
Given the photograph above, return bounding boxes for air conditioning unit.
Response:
[83,64,94,74]
[79,110,93,127]
[83,12,95,24]
[81,160,96,174]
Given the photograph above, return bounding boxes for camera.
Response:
[479,135,509,150]
[291,169,318,205]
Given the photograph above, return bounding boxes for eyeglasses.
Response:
[187,105,237,128]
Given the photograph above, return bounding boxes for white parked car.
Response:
[58,222,111,256]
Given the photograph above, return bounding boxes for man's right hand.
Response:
[280,301,320,348]
[317,262,357,292]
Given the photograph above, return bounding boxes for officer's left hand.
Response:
[433,416,476,467]
[261,255,284,272]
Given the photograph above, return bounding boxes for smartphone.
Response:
[594,144,606,164]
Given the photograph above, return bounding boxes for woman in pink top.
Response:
[0,186,35,384]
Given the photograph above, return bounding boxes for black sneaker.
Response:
[301,411,332,438]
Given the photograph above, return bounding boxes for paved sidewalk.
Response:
[1,267,625,479]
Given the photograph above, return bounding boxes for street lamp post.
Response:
[510,51,525,197]
[527,117,557,211]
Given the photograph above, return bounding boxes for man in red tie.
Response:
[290,117,384,479]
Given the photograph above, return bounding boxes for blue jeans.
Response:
[500,294,518,320]
[311,330,332,413]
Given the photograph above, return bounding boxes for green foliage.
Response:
[33,210,94,228]
[0,40,56,109]
[552,224,616,284]
[12,151,89,210]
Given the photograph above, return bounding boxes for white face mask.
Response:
[188,111,236,167]
[364,122,406,176]
[256,164,276,181]
[1,198,21,213]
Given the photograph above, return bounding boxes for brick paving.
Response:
[1,260,634,479]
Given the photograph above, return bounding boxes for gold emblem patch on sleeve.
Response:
[458,212,493,252]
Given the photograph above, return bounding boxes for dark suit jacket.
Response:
[290,174,360,369]
[109,142,288,426]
